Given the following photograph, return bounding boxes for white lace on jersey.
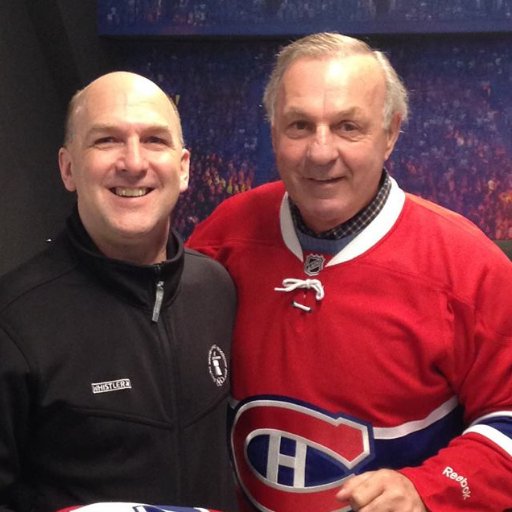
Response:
[274,278,325,312]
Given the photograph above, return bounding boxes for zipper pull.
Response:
[152,280,164,323]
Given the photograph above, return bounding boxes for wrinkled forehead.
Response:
[282,54,384,91]
[277,54,387,112]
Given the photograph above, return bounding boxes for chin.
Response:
[302,204,350,229]
[109,223,154,240]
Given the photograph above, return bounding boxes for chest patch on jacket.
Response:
[208,344,228,387]
[91,378,132,394]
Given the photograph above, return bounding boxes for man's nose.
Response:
[117,140,148,175]
[307,127,338,164]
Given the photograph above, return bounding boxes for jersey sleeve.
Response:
[400,254,512,509]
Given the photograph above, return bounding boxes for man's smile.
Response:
[111,187,152,197]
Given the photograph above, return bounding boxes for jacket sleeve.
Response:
[400,255,512,510]
[0,324,32,511]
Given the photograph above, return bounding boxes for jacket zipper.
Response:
[152,280,164,323]
[152,269,184,499]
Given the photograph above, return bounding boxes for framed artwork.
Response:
[98,0,512,36]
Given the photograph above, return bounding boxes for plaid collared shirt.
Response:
[290,170,392,240]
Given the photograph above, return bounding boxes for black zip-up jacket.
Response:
[0,210,237,512]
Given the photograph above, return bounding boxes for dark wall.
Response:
[0,0,109,277]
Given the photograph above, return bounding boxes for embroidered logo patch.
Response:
[304,254,326,276]
[91,378,132,394]
[208,344,228,387]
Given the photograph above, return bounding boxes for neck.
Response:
[91,229,171,265]
[99,240,168,265]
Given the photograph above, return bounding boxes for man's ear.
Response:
[58,147,77,192]
[384,113,402,160]
[179,148,191,193]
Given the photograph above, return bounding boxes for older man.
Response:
[188,33,512,511]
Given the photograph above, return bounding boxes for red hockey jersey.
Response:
[187,179,512,511]
[57,504,220,512]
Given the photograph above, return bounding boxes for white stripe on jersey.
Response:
[464,424,512,456]
[373,396,459,440]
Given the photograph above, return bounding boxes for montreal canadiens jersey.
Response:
[57,504,220,512]
[187,179,512,511]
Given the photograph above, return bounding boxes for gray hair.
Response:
[263,32,409,129]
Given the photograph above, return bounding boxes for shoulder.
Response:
[184,247,232,275]
[0,235,75,313]
[400,193,512,283]
[200,181,283,226]
[405,193,478,230]
[187,181,285,250]
[180,248,236,319]
[404,193,502,252]
[183,248,235,292]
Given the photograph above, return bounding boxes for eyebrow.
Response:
[86,123,171,134]
[282,106,362,119]
[85,123,176,144]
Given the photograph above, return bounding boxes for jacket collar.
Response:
[65,207,184,312]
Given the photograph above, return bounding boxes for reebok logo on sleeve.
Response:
[442,466,471,500]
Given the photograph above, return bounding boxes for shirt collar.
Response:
[290,169,392,240]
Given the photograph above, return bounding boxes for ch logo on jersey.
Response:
[208,345,228,387]
[304,254,326,276]
[231,397,374,511]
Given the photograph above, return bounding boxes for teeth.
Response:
[114,187,149,197]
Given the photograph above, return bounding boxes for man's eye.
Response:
[291,121,309,131]
[146,136,165,144]
[337,122,358,132]
[144,136,170,146]
[94,137,117,146]
[285,121,311,137]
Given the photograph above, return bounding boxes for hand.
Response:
[336,469,427,511]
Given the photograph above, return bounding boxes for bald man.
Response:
[0,72,236,512]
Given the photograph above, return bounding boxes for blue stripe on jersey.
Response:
[364,404,464,471]
[465,413,512,455]
[230,395,465,487]
[478,415,512,437]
